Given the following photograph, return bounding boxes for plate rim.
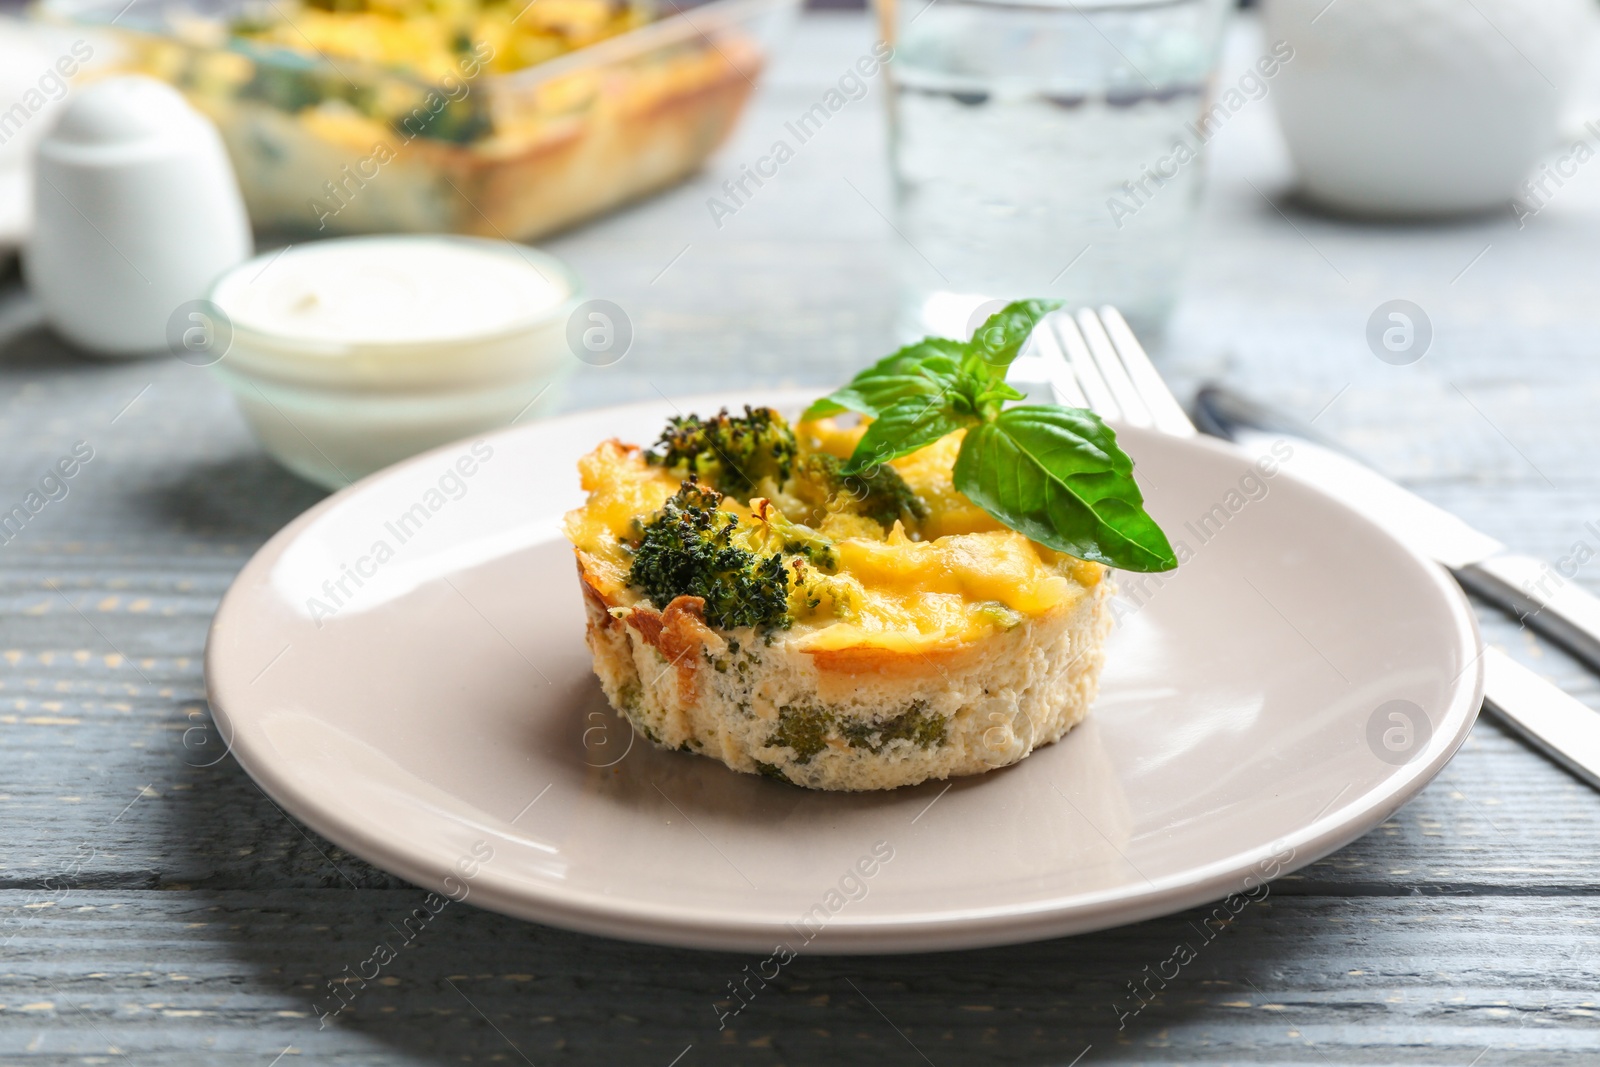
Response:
[205,388,1485,954]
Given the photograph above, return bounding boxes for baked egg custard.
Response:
[565,407,1113,791]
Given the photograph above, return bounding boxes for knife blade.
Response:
[1193,384,1600,678]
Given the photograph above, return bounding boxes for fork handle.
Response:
[1456,553,1600,676]
[1482,647,1600,794]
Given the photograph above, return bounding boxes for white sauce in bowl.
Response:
[214,236,572,347]
[205,236,582,488]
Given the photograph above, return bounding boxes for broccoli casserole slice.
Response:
[563,406,1112,791]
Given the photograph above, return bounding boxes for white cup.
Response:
[26,75,252,357]
[1262,0,1594,217]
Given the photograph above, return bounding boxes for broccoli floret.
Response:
[751,498,838,571]
[793,452,928,529]
[626,479,791,632]
[647,406,797,500]
[764,702,947,766]
[767,705,834,764]
[838,701,947,753]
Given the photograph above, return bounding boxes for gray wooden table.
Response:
[5,12,1600,1065]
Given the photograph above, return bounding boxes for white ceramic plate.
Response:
[206,390,1483,953]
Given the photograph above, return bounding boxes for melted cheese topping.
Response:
[564,425,1104,653]
[799,419,1003,539]
[566,440,684,598]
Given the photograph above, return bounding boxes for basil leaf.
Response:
[977,380,1026,406]
[953,406,1176,572]
[802,338,967,421]
[800,397,850,420]
[843,394,974,475]
[965,299,1062,378]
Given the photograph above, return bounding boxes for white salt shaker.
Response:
[25,75,252,357]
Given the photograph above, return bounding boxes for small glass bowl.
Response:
[207,236,581,489]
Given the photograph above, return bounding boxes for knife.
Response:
[1192,384,1600,791]
[1192,384,1600,676]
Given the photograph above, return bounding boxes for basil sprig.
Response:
[805,300,1178,573]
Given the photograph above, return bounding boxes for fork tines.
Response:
[1033,307,1196,437]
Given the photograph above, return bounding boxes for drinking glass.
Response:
[879,0,1233,340]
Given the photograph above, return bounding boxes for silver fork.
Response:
[1025,306,1194,436]
[1032,306,1600,795]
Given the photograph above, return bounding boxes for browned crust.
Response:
[578,561,611,613]
[446,55,760,238]
[625,596,715,695]
[803,640,992,679]
[576,552,714,699]
[577,557,625,655]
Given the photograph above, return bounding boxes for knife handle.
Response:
[1455,553,1600,676]
[1481,647,1600,793]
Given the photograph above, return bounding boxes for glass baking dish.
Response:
[42,0,796,238]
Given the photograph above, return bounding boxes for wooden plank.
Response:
[3,892,1600,1063]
